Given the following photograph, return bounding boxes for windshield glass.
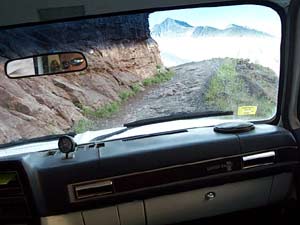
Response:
[0,4,281,145]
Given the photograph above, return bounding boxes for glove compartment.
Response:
[144,176,273,225]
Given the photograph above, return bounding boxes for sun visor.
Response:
[0,0,288,28]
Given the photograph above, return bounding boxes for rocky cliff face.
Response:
[0,13,162,144]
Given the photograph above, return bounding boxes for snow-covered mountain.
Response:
[150,18,280,75]
[151,18,273,38]
[151,18,194,37]
[193,24,272,38]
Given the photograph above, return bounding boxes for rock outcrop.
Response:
[0,13,162,144]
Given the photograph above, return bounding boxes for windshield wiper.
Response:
[90,127,129,142]
[0,132,76,149]
[124,111,233,128]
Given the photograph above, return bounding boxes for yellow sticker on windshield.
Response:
[237,106,257,116]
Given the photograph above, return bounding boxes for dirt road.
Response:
[93,59,223,130]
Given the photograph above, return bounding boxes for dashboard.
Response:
[0,124,299,225]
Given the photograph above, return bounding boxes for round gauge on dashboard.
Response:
[58,135,76,154]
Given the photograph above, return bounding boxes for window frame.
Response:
[0,0,286,125]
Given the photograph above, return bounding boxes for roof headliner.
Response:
[0,0,290,28]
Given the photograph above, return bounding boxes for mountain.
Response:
[191,26,221,37]
[151,18,273,38]
[220,24,273,38]
[151,18,194,37]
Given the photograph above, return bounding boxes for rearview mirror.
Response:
[5,52,87,79]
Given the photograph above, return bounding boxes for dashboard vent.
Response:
[0,171,22,197]
[71,180,114,201]
[0,165,33,224]
[242,151,275,169]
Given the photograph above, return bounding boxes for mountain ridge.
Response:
[151,18,273,38]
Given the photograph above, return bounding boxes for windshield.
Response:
[0,4,281,145]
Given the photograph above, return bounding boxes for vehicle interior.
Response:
[1,0,300,224]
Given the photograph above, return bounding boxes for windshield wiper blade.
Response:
[124,111,234,128]
[90,127,129,142]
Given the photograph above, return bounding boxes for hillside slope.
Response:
[204,58,278,118]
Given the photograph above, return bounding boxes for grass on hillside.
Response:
[74,119,93,134]
[142,70,174,86]
[205,58,276,118]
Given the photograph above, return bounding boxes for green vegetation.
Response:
[142,69,174,86]
[74,119,93,133]
[205,59,244,110]
[119,84,142,102]
[82,101,120,118]
[205,58,276,118]
[119,90,135,102]
[73,67,174,132]
[131,83,141,94]
[255,97,275,119]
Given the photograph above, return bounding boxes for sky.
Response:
[149,5,281,37]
